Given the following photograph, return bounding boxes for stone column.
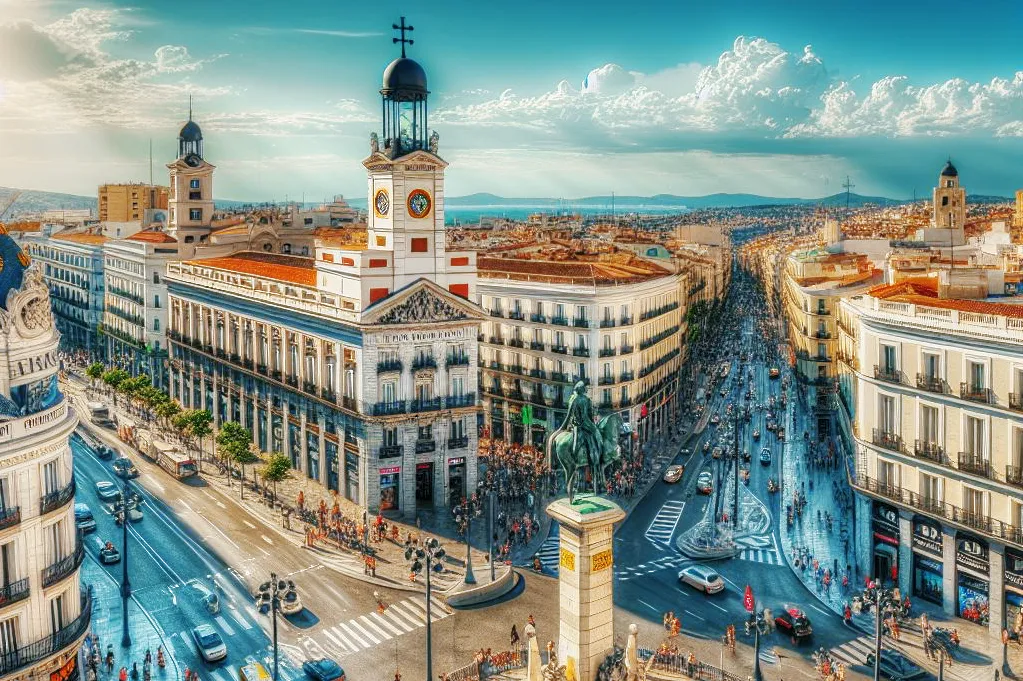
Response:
[547,494,625,681]
[991,545,1006,642]
[942,531,956,617]
[898,513,912,597]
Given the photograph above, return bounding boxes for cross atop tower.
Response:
[392,16,414,57]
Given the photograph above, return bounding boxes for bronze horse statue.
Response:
[547,412,624,503]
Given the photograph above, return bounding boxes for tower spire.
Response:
[392,17,414,58]
[189,95,193,121]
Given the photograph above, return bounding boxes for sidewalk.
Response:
[82,557,182,681]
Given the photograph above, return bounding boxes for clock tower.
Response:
[167,105,216,243]
[364,18,449,292]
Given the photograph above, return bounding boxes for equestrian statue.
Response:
[546,381,624,503]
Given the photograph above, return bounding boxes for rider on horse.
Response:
[565,381,602,469]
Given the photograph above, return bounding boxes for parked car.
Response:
[112,457,139,479]
[696,472,713,495]
[280,581,302,615]
[864,649,928,681]
[752,429,760,440]
[95,480,120,502]
[74,504,97,533]
[769,368,780,379]
[302,659,345,681]
[678,565,725,594]
[663,465,685,484]
[759,448,772,466]
[774,606,813,644]
[99,541,121,564]
[95,445,116,460]
[192,624,227,662]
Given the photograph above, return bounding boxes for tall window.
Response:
[50,592,66,633]
[42,461,59,495]
[877,459,899,490]
[381,381,396,404]
[922,352,940,380]
[451,376,465,397]
[47,520,64,564]
[189,208,202,221]
[451,419,465,439]
[963,486,985,518]
[919,472,941,504]
[383,427,399,447]
[1013,427,1023,471]
[878,395,896,434]
[0,617,17,659]
[0,476,8,511]
[880,344,897,372]
[0,542,13,587]
[920,405,939,444]
[964,415,985,458]
[968,361,986,391]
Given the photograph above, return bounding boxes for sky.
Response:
[1,0,1023,202]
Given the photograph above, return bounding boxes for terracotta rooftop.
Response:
[869,277,1023,319]
[0,221,42,232]
[479,250,671,285]
[52,232,108,245]
[127,230,177,244]
[185,251,317,287]
[212,224,250,236]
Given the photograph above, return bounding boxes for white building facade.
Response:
[0,236,89,681]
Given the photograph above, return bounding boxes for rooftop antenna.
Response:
[392,17,414,57]
[842,175,855,216]
[188,94,193,121]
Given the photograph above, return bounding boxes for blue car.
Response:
[302,658,345,681]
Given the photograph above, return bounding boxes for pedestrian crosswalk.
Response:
[644,500,685,547]
[615,555,686,581]
[738,547,784,565]
[828,634,874,667]
[535,523,561,574]
[311,594,451,657]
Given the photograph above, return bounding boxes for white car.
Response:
[678,565,726,594]
[192,624,227,662]
[280,584,302,615]
[663,465,685,484]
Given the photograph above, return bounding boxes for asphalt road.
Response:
[72,410,555,681]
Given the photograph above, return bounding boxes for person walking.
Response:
[510,624,520,647]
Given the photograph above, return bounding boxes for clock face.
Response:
[407,189,432,219]
[374,189,390,217]
[185,153,202,168]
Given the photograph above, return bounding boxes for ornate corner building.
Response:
[0,234,89,680]
[165,42,483,515]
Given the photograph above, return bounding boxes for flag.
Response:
[522,404,532,426]
[743,584,754,612]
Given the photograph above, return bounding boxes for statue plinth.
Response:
[546,494,625,681]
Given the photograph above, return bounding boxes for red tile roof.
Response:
[187,251,317,286]
[127,230,177,243]
[52,232,108,245]
[870,277,1023,319]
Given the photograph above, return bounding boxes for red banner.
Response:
[743,584,754,612]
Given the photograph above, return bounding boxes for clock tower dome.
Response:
[364,17,449,291]
[167,101,216,243]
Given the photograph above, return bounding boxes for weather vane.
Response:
[392,16,414,58]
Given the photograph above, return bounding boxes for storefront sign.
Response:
[560,548,575,571]
[379,466,401,475]
[912,515,943,556]
[447,457,465,466]
[591,550,613,572]
[50,654,77,681]
[957,534,990,575]
[416,462,432,471]
[1005,549,1023,590]
[873,502,899,532]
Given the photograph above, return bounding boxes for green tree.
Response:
[155,399,182,430]
[216,421,253,492]
[101,368,130,405]
[188,410,213,472]
[259,452,291,502]
[85,362,105,392]
[232,444,261,500]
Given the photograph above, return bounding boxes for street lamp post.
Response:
[453,496,479,585]
[732,407,740,529]
[408,538,445,681]
[118,480,134,647]
[871,586,898,681]
[488,490,496,583]
[256,574,286,681]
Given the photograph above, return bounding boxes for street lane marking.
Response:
[227,609,253,631]
[644,500,686,546]
[243,520,256,529]
[636,599,658,612]
[348,619,381,644]
[382,608,415,632]
[214,615,236,636]
[808,603,830,617]
[707,601,728,613]
[359,615,391,641]
[216,501,227,509]
[372,611,405,636]
[320,627,346,650]
[684,610,707,621]
[261,535,273,545]
[336,622,368,648]
[393,600,427,624]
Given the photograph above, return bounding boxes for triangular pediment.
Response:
[363,149,448,171]
[361,278,482,326]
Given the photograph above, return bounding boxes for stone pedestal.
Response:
[546,493,625,681]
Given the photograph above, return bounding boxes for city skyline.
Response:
[2,0,1023,202]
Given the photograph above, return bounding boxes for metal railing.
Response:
[913,440,946,465]
[872,429,902,453]
[0,506,21,531]
[377,359,402,373]
[448,436,469,450]
[0,590,91,676]
[0,577,29,609]
[42,540,84,588]
[410,398,442,413]
[40,479,76,516]
[412,356,437,370]
[960,383,994,405]
[1010,393,1023,412]
[958,452,992,479]
[873,365,903,384]
[415,439,436,454]
[446,354,470,367]
[372,401,406,416]
[915,374,945,394]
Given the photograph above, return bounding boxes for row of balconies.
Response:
[638,348,680,378]
[108,286,144,306]
[638,301,680,322]
[874,430,1023,493]
[370,394,477,417]
[853,475,1023,549]
[0,590,91,677]
[877,366,1022,412]
[639,325,680,350]
[107,306,144,328]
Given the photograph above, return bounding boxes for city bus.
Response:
[154,443,198,479]
[87,402,115,428]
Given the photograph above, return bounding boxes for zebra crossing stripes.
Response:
[314,594,452,657]
[738,547,784,565]
[644,500,685,546]
[828,635,875,667]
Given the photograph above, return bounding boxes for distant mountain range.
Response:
[1,186,1013,220]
